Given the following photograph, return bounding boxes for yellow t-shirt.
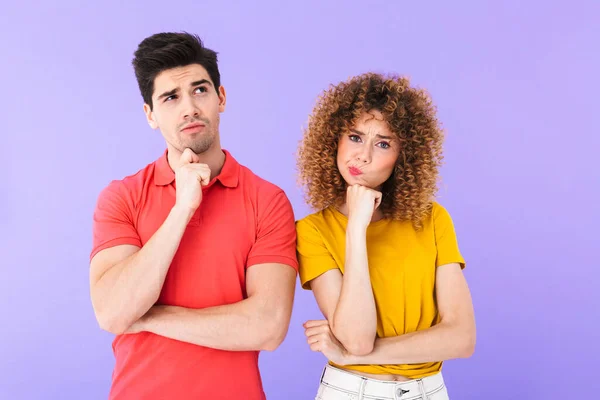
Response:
[296,202,465,379]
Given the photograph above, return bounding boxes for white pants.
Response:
[315,365,449,400]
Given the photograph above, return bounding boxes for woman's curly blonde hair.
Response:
[297,72,445,228]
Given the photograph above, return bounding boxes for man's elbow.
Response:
[259,314,291,352]
[95,309,129,335]
[260,333,285,352]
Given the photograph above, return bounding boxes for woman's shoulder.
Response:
[297,208,329,227]
[431,201,447,215]
[296,207,341,234]
[424,201,459,232]
[430,201,454,219]
[406,201,453,232]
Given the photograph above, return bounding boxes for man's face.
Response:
[144,64,226,155]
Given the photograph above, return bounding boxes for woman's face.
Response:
[337,110,400,190]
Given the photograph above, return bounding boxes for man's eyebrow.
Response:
[191,79,212,87]
[157,88,179,101]
[156,80,212,101]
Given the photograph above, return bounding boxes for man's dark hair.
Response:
[132,32,220,110]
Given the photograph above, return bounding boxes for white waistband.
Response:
[321,365,445,399]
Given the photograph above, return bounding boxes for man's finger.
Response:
[181,148,200,164]
[200,172,210,186]
[187,164,211,186]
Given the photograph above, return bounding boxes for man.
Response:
[89,32,298,400]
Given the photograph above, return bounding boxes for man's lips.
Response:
[181,122,206,132]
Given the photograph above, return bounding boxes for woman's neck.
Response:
[336,203,385,222]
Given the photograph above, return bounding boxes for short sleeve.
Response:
[90,181,142,261]
[246,190,298,271]
[433,204,466,269]
[296,218,339,290]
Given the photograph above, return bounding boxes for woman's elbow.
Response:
[335,330,375,356]
[344,340,374,356]
[329,319,376,356]
[331,327,374,356]
[458,328,476,358]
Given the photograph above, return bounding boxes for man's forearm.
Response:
[342,321,476,366]
[138,299,287,352]
[332,225,377,355]
[94,205,194,333]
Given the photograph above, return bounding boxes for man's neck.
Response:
[167,145,226,180]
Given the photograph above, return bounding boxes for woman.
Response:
[296,73,475,400]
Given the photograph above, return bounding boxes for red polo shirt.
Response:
[90,149,298,400]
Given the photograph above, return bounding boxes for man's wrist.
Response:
[138,305,165,332]
[170,204,196,223]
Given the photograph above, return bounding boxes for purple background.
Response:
[2,1,599,399]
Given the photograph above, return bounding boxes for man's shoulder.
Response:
[96,158,158,204]
[237,163,286,198]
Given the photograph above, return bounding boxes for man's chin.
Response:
[183,140,213,155]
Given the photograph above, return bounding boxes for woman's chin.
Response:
[344,176,373,188]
